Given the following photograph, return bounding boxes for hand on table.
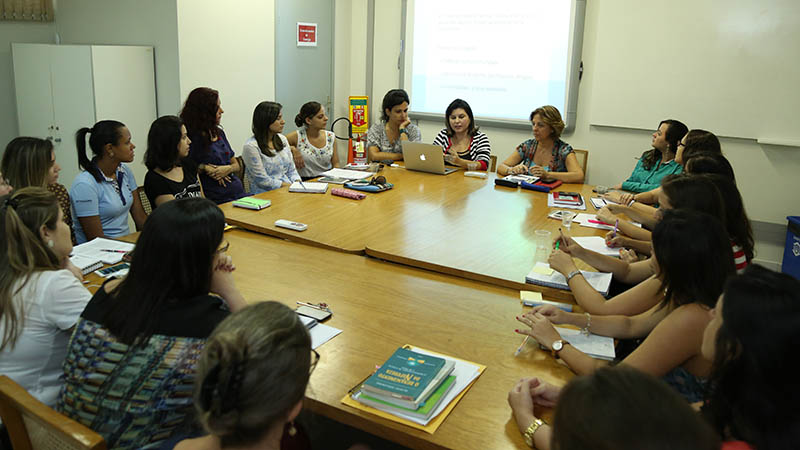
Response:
[507,378,541,435]
[604,191,634,205]
[529,165,546,177]
[547,250,577,276]
[516,309,563,350]
[596,206,619,226]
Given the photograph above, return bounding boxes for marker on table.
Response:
[612,219,619,238]
[588,219,613,226]
[101,249,127,253]
[555,227,563,250]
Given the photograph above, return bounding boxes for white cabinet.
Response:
[12,44,156,190]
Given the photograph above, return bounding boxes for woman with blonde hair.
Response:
[498,105,583,182]
[0,187,90,407]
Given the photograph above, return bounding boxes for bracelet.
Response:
[399,128,408,134]
[565,270,582,282]
[627,199,636,207]
[582,312,591,335]
[523,418,545,448]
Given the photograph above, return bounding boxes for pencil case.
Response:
[331,188,367,200]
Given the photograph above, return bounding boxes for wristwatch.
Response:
[551,339,569,359]
[523,418,545,447]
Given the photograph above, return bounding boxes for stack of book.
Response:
[547,191,586,210]
[354,347,456,421]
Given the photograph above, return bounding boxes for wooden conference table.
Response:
[220,167,609,300]
[216,229,575,450]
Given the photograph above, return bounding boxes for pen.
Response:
[299,180,308,190]
[100,249,127,253]
[588,219,613,226]
[612,219,619,238]
[296,301,331,312]
[555,227,562,250]
[514,335,530,357]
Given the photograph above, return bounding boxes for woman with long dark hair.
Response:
[701,265,800,449]
[366,89,422,162]
[432,98,492,171]
[70,120,147,243]
[519,209,735,403]
[241,101,301,193]
[180,87,246,204]
[144,115,204,209]
[614,119,687,193]
[58,197,247,449]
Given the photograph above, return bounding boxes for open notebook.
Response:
[525,262,612,297]
[289,181,328,193]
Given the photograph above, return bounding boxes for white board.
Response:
[589,0,800,142]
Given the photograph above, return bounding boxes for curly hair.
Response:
[180,87,221,154]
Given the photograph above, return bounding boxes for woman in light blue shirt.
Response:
[70,120,147,243]
[241,101,300,194]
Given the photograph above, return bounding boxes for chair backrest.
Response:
[0,376,106,450]
[488,155,497,172]
[136,187,152,216]
[572,149,588,178]
[236,156,252,194]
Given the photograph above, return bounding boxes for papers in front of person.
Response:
[525,262,613,297]
[555,326,616,360]
[320,168,373,180]
[289,181,329,193]
[572,213,642,231]
[71,237,135,265]
[572,236,621,258]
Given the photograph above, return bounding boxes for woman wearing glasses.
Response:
[70,120,148,243]
[58,198,247,449]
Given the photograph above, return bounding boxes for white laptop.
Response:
[401,142,459,175]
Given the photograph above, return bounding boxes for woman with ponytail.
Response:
[69,120,147,243]
[285,101,339,179]
[58,197,247,449]
[0,187,90,407]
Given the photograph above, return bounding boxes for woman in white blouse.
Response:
[286,101,339,179]
[241,101,301,194]
[0,187,90,407]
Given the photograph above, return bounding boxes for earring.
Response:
[288,421,297,437]
[109,151,115,158]
[47,239,54,248]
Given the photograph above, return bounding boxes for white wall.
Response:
[0,22,55,148]
[347,0,795,268]
[54,0,181,117]
[176,0,275,152]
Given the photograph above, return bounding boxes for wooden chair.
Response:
[572,149,588,179]
[0,376,106,450]
[488,155,497,172]
[135,187,152,216]
[235,156,252,194]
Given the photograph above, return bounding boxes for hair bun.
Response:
[294,113,304,127]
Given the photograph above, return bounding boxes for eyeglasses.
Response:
[310,349,320,374]
[216,241,230,254]
[369,175,387,186]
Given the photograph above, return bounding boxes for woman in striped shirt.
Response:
[432,99,492,171]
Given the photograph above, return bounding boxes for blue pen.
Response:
[612,219,619,238]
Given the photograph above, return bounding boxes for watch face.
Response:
[553,340,563,351]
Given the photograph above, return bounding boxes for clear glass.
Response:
[561,211,575,230]
[534,229,552,263]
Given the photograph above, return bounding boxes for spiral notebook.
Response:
[525,262,612,297]
[68,254,104,275]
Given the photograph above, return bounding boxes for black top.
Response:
[81,279,230,339]
[143,161,203,210]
